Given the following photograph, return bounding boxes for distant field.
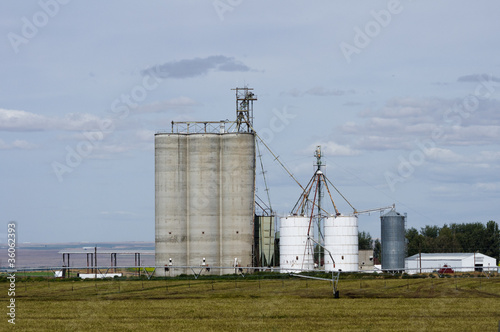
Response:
[2,275,499,331]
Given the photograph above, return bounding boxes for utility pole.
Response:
[94,246,97,279]
[419,248,422,274]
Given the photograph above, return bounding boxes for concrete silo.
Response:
[381,210,406,271]
[155,88,257,276]
[155,132,255,275]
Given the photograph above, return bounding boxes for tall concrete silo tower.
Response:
[155,88,257,276]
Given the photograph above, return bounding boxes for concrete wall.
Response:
[358,249,374,271]
[155,133,255,276]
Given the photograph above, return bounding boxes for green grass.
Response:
[2,276,499,331]
[1,271,54,278]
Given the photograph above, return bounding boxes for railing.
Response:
[156,121,240,134]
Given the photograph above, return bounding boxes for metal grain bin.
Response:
[381,210,406,271]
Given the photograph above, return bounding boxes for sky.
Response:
[1,1,499,244]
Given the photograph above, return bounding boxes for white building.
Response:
[405,253,497,274]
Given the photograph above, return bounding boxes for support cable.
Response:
[248,123,305,192]
[321,176,340,216]
[256,139,273,213]
[324,175,357,213]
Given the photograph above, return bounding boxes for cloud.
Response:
[474,182,500,192]
[457,73,500,83]
[135,129,155,142]
[282,86,355,97]
[142,55,252,79]
[0,139,38,150]
[343,101,363,106]
[340,97,500,150]
[303,141,359,157]
[425,147,463,163]
[0,108,105,132]
[0,109,50,131]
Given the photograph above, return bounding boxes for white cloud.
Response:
[0,108,105,132]
[135,129,155,142]
[0,109,50,131]
[0,138,38,150]
[425,147,463,163]
[354,135,412,150]
[303,141,359,157]
[474,182,500,192]
[339,97,500,151]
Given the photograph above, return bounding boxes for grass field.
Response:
[2,274,499,331]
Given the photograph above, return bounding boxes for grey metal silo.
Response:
[380,210,406,271]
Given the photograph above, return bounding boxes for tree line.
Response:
[359,221,500,263]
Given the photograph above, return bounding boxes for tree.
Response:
[405,221,499,258]
[405,227,423,257]
[484,220,500,260]
[435,225,457,253]
[358,231,373,250]
[373,239,382,264]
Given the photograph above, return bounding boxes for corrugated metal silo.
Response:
[381,210,406,271]
[279,216,314,272]
[254,215,276,267]
[155,132,255,276]
[324,215,359,272]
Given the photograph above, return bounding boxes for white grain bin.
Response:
[324,215,359,272]
[279,216,314,273]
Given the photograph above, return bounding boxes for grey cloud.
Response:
[457,73,500,83]
[142,55,252,79]
[343,101,363,106]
